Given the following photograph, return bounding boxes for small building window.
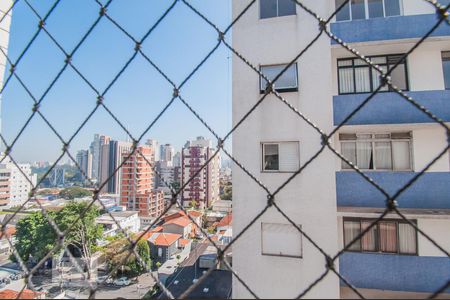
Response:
[339,132,412,171]
[261,222,302,258]
[337,54,408,94]
[260,63,298,93]
[260,0,296,19]
[343,218,417,255]
[335,0,402,21]
[262,142,300,172]
[442,52,450,90]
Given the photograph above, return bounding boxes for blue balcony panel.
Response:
[333,90,450,126]
[331,14,450,44]
[336,171,450,209]
[340,252,450,293]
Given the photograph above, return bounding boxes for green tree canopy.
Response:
[58,187,92,200]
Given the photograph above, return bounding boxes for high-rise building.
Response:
[232,0,450,297]
[146,139,160,162]
[160,144,175,163]
[0,156,37,206]
[76,150,93,180]
[120,145,163,217]
[181,137,220,209]
[107,140,132,195]
[173,151,181,167]
[155,160,174,192]
[90,134,110,182]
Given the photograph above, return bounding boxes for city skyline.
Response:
[1,0,233,163]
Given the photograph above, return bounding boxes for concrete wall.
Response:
[232,0,339,298]
[418,218,450,257]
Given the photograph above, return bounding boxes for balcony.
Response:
[333,90,450,125]
[336,171,450,209]
[331,14,450,44]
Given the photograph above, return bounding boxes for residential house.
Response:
[162,217,193,240]
[148,232,182,265]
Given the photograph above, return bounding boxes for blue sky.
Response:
[1,0,233,163]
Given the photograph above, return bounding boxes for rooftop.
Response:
[216,213,232,228]
[0,289,44,299]
[163,216,192,228]
[148,232,182,246]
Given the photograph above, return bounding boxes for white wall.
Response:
[418,218,450,256]
[412,126,449,172]
[402,0,435,16]
[232,0,339,298]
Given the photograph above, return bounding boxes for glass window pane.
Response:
[368,0,384,18]
[260,0,277,19]
[261,64,298,92]
[344,221,361,251]
[279,142,300,172]
[338,59,353,67]
[263,144,279,171]
[379,222,398,253]
[361,221,377,251]
[390,63,408,90]
[341,142,356,169]
[442,55,450,90]
[385,0,401,16]
[354,67,371,92]
[371,56,387,64]
[375,142,392,170]
[399,223,416,254]
[339,68,355,94]
[392,141,411,170]
[357,142,373,169]
[278,0,296,16]
[372,65,389,91]
[336,0,351,21]
[351,0,366,20]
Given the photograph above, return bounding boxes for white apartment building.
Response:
[0,156,36,207]
[95,211,140,238]
[233,0,450,298]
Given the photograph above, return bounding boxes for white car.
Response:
[113,277,130,286]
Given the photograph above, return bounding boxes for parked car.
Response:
[96,276,113,285]
[113,277,130,286]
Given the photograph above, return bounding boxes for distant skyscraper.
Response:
[146,139,160,162]
[181,137,220,209]
[90,134,110,181]
[120,145,163,217]
[76,150,93,180]
[173,151,181,167]
[107,140,132,195]
[160,144,174,163]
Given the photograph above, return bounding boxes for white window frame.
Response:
[260,63,299,93]
[339,132,413,171]
[335,0,403,22]
[261,222,303,258]
[261,141,300,173]
[259,0,297,19]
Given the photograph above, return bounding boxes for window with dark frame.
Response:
[336,0,402,21]
[442,51,450,90]
[339,132,412,171]
[262,142,300,172]
[343,218,417,255]
[260,0,296,19]
[338,54,408,94]
[260,63,298,93]
[262,143,279,171]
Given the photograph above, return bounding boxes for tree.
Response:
[58,187,92,200]
[55,201,102,279]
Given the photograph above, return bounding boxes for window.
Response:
[335,0,402,21]
[260,0,296,19]
[262,142,300,172]
[343,218,417,255]
[442,52,450,90]
[261,223,302,258]
[338,55,408,94]
[260,64,298,93]
[340,132,412,171]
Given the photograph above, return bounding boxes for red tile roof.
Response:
[0,226,16,239]
[187,210,203,218]
[0,289,44,299]
[149,233,182,246]
[179,239,190,247]
[164,211,187,222]
[217,213,232,228]
[137,226,163,241]
[163,216,192,228]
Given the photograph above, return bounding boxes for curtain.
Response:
[344,221,361,251]
[357,142,373,169]
[375,142,392,170]
[372,65,388,91]
[361,221,377,251]
[399,223,416,254]
[339,68,354,93]
[354,67,371,93]
[264,144,279,171]
[379,222,397,252]
[341,142,356,169]
[392,141,410,170]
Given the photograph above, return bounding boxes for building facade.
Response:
[90,134,110,182]
[232,0,450,297]
[0,157,36,207]
[160,144,175,163]
[107,140,132,195]
[146,139,160,162]
[76,149,93,180]
[181,137,220,209]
